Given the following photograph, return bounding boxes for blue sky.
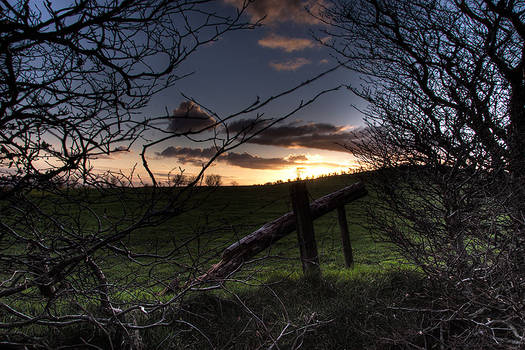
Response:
[95,0,367,184]
[147,1,364,126]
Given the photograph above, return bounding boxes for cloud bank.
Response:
[227,119,366,152]
[157,146,319,170]
[156,121,367,170]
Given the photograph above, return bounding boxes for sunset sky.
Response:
[93,0,366,185]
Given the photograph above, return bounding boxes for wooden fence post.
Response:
[192,182,367,284]
[337,206,354,268]
[290,182,320,278]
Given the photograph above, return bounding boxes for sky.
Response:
[92,0,367,185]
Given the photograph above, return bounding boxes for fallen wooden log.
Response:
[195,181,367,283]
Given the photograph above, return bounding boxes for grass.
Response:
[42,267,429,349]
[136,267,430,349]
[2,174,427,349]
[127,174,397,274]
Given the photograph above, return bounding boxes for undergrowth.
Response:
[44,267,435,349]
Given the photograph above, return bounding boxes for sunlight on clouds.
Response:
[258,34,316,52]
[263,154,357,184]
[223,0,325,25]
[269,57,312,71]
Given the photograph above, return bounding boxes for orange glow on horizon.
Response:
[252,163,357,185]
[88,149,360,186]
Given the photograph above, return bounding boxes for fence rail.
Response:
[194,181,367,283]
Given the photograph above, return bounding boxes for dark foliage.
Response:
[320,0,525,347]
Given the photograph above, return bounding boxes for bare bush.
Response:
[0,1,341,348]
[320,0,525,347]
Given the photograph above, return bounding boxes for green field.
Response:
[97,174,423,349]
[99,174,400,286]
[3,174,431,349]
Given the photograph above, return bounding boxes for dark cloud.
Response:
[223,0,324,25]
[112,146,129,152]
[287,154,308,162]
[156,121,369,170]
[227,119,365,152]
[156,146,316,170]
[156,146,217,166]
[250,133,347,151]
[223,152,294,169]
[168,101,216,133]
[225,118,270,135]
[90,146,131,159]
[157,146,217,159]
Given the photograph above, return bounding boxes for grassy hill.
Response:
[102,174,423,349]
[4,174,431,349]
[102,174,400,286]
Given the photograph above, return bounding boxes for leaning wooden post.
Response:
[290,182,320,278]
[192,182,367,285]
[337,206,354,268]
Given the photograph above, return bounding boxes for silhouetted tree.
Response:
[0,1,339,348]
[205,174,222,187]
[321,0,525,347]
